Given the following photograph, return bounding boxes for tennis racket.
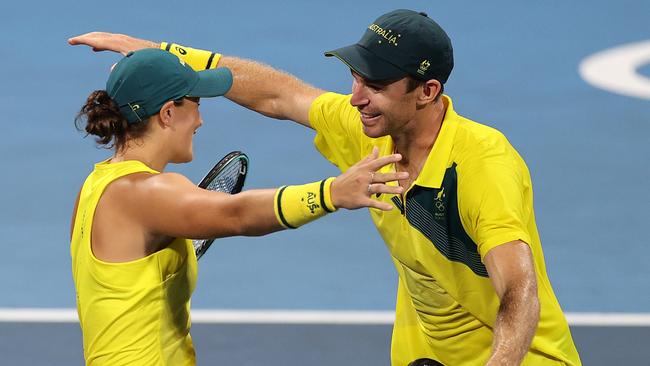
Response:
[193,151,249,260]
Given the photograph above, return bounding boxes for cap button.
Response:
[126,51,134,57]
[419,12,428,17]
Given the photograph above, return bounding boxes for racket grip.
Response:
[274,177,337,229]
[160,42,222,71]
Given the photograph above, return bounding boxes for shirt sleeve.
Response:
[308,92,369,172]
[457,136,533,259]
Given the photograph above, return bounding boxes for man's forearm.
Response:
[161,41,320,121]
[218,56,324,124]
[486,285,540,365]
[68,32,325,126]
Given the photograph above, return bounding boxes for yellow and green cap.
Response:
[106,48,232,124]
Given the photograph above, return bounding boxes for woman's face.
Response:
[168,97,203,163]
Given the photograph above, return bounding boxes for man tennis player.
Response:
[70,8,581,365]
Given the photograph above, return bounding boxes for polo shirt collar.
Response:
[411,95,459,189]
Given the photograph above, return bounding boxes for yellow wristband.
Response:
[160,42,222,70]
[274,177,337,229]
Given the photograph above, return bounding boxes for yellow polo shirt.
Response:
[71,160,198,365]
[309,92,581,366]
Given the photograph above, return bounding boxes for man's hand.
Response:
[68,32,158,55]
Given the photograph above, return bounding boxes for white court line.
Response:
[579,40,650,100]
[191,310,395,324]
[565,313,650,327]
[1,308,650,326]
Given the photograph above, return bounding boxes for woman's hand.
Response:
[330,147,408,211]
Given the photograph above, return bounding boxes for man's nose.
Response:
[350,79,369,107]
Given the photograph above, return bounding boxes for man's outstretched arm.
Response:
[69,32,325,127]
[219,56,324,127]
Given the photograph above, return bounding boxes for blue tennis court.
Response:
[1,0,648,364]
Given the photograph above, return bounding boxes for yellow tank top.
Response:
[70,160,198,365]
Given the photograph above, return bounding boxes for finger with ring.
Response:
[367,184,373,194]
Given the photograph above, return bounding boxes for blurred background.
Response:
[0,0,648,364]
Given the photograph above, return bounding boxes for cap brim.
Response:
[325,44,407,81]
[188,67,233,97]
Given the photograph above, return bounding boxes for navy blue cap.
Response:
[325,10,454,83]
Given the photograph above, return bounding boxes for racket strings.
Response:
[194,154,248,259]
[206,160,243,193]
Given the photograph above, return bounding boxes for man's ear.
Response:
[157,100,176,127]
[418,79,442,106]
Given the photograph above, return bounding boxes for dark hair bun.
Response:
[76,90,128,148]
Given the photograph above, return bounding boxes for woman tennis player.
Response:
[70,48,407,365]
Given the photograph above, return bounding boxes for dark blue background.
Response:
[1,0,648,312]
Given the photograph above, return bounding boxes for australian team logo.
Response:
[418,60,431,76]
[434,187,445,218]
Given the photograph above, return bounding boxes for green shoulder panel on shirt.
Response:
[395,163,489,277]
